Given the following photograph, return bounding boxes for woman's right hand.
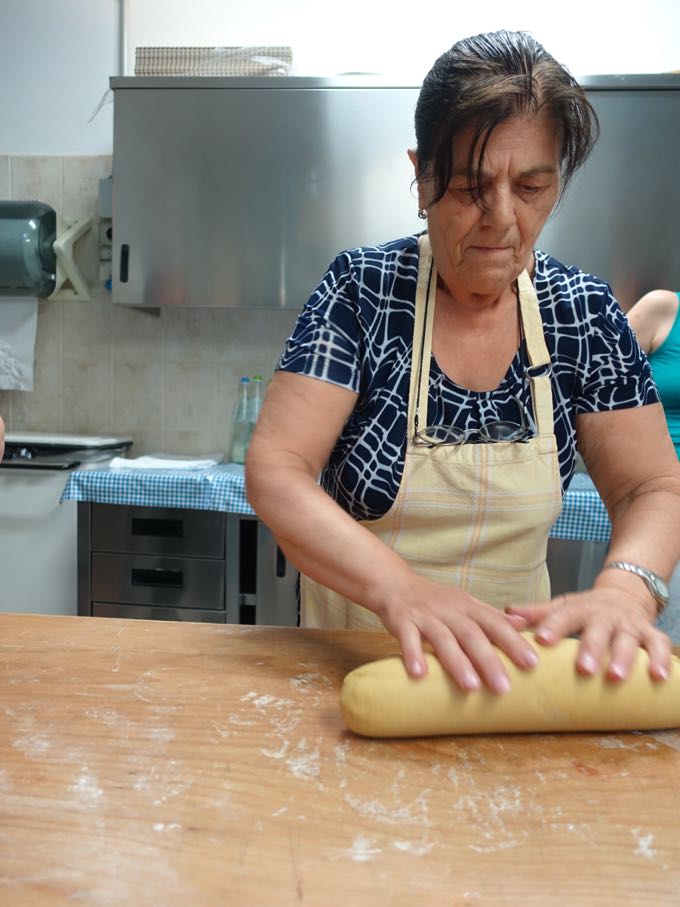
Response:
[371,574,540,693]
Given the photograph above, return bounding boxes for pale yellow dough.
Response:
[339,635,680,737]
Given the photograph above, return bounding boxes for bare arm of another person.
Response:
[246,371,539,693]
[627,289,679,354]
[508,403,680,681]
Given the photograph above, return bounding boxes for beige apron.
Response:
[301,235,562,629]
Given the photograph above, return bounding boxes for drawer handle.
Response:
[131,568,184,590]
[131,517,184,539]
[119,243,130,283]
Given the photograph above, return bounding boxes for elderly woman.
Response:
[246,30,680,694]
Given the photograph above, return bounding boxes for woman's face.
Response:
[410,108,561,300]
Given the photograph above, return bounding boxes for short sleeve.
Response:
[573,287,659,413]
[277,252,362,393]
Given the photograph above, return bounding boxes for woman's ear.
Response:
[407,149,428,212]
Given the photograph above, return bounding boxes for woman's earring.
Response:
[417,208,428,220]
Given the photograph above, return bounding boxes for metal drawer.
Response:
[91,503,225,558]
[91,552,224,609]
[92,602,226,623]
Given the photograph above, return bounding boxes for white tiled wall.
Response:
[0,155,297,456]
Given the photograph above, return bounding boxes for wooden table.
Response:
[1,614,679,906]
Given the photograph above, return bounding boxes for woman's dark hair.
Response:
[414,30,599,206]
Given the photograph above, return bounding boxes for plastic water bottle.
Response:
[230,376,250,464]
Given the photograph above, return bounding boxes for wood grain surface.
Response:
[1,613,679,906]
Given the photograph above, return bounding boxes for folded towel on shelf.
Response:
[134,46,293,77]
[109,453,223,470]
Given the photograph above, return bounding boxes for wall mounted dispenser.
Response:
[0,200,92,301]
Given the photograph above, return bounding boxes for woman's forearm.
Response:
[593,482,680,614]
[246,456,414,613]
[244,371,416,613]
[577,406,680,606]
[604,482,680,575]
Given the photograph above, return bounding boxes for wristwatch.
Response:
[604,561,670,615]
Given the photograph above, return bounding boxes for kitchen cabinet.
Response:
[77,502,297,626]
[110,76,420,308]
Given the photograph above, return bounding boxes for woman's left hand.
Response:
[505,589,672,682]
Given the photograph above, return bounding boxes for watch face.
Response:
[655,577,670,600]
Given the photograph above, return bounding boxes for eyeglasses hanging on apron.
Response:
[412,264,544,447]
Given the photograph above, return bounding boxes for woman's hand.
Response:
[569,405,679,684]
[506,588,672,682]
[372,575,539,694]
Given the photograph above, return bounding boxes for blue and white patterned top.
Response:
[278,233,658,522]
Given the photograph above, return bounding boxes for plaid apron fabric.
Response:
[301,235,562,629]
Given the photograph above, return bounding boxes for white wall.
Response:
[2,0,680,154]
[127,0,680,80]
[0,0,119,154]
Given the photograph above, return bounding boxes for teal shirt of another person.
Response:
[628,288,680,460]
[647,292,680,458]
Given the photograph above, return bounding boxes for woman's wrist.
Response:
[593,569,658,621]
[361,563,422,617]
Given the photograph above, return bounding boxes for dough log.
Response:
[339,636,680,737]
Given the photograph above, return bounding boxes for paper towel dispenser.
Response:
[0,200,92,301]
[0,201,57,298]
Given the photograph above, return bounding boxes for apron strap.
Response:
[517,269,550,368]
[409,235,436,432]
[517,269,554,439]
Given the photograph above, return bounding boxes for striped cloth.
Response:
[61,465,611,542]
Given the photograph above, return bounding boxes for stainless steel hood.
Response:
[537,74,680,306]
[110,74,680,309]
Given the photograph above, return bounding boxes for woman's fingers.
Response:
[396,610,523,693]
[639,626,672,682]
[422,610,539,695]
[397,616,497,692]
[477,617,540,673]
[531,595,586,645]
[591,624,671,682]
[526,590,673,682]
[504,604,553,626]
[503,611,529,630]
[421,625,484,692]
[437,624,512,694]
[576,620,617,677]
[397,621,429,679]
[604,628,646,681]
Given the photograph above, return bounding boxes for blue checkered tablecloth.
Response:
[551,472,611,543]
[61,463,253,514]
[61,464,611,542]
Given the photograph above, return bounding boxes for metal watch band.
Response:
[604,561,670,616]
